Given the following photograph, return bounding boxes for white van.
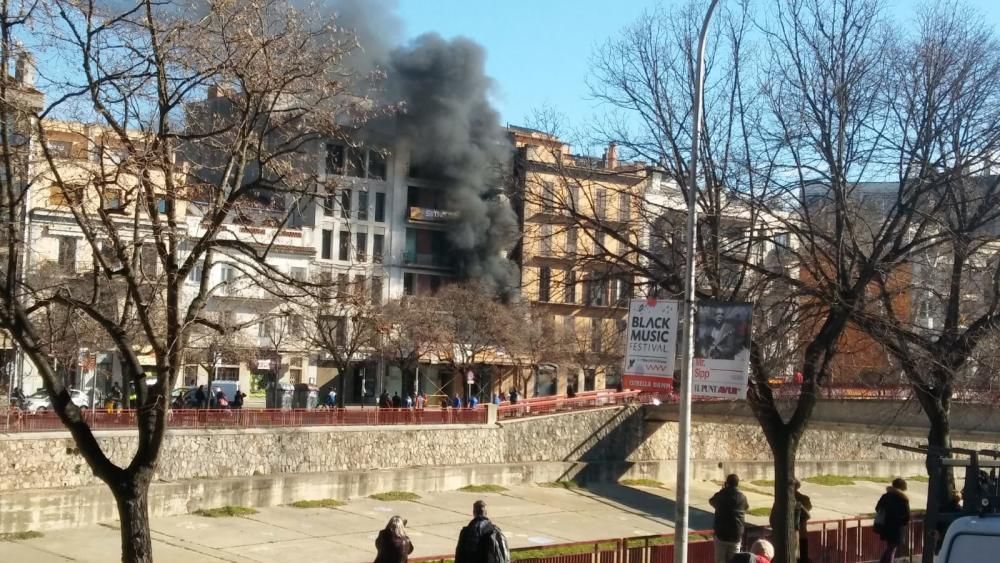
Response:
[937,515,1000,561]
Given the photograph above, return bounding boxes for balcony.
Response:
[402,251,451,269]
[408,206,459,223]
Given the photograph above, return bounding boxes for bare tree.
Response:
[0,1,366,560]
[379,295,443,398]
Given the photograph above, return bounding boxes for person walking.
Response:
[455,500,509,563]
[231,387,245,409]
[194,385,207,409]
[415,392,425,410]
[374,515,413,563]
[392,391,402,409]
[874,478,910,563]
[452,394,462,409]
[710,474,749,563]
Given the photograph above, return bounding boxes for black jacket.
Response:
[374,529,413,563]
[710,485,749,542]
[875,487,910,543]
[455,516,494,563]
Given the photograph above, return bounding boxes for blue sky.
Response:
[397,0,1000,132]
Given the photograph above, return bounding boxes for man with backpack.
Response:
[455,500,509,563]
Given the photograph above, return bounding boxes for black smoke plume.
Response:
[332,1,520,295]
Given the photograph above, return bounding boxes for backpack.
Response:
[481,526,510,563]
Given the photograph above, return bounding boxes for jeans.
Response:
[714,538,741,563]
[879,540,898,563]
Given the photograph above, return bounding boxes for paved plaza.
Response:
[0,478,928,562]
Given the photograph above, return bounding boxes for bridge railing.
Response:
[411,516,923,563]
[496,390,641,420]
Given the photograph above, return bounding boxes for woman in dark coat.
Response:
[375,515,414,563]
[874,478,911,563]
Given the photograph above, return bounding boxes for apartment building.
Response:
[509,126,653,396]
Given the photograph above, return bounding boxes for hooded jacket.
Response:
[875,486,910,543]
[455,516,495,563]
[710,485,749,542]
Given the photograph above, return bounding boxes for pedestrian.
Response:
[415,392,425,410]
[874,477,910,563]
[232,387,245,409]
[374,515,413,563]
[615,381,624,393]
[499,391,507,403]
[749,539,775,563]
[455,500,509,563]
[405,394,414,409]
[469,395,479,408]
[325,389,337,408]
[710,474,749,563]
[567,384,576,399]
[379,391,391,409]
[493,394,501,406]
[452,394,462,409]
[794,479,812,563]
[194,385,207,409]
[509,388,519,405]
[215,389,228,408]
[392,391,402,409]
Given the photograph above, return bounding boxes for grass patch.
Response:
[620,478,665,488]
[289,498,345,509]
[748,507,772,517]
[458,484,508,493]
[751,479,775,487]
[513,541,619,560]
[804,475,856,486]
[538,480,581,489]
[0,531,43,542]
[193,506,258,518]
[369,491,421,502]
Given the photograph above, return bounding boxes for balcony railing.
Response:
[402,251,451,268]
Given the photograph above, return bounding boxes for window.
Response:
[541,181,555,213]
[595,189,607,219]
[584,276,607,307]
[321,229,333,260]
[564,270,576,304]
[368,151,387,181]
[594,230,605,252]
[288,357,304,384]
[373,234,385,263]
[357,191,369,221]
[290,267,307,282]
[141,245,157,278]
[355,232,367,261]
[615,276,632,305]
[335,317,347,346]
[337,273,349,298]
[371,276,383,305]
[99,240,120,269]
[219,264,237,284]
[189,264,204,284]
[47,140,72,158]
[57,237,76,272]
[289,315,304,336]
[404,272,415,296]
[347,147,365,178]
[568,185,580,213]
[566,228,577,255]
[103,187,123,212]
[48,185,83,206]
[325,144,344,175]
[540,224,553,256]
[155,197,172,214]
[258,318,274,337]
[338,231,350,261]
[584,368,597,391]
[215,367,239,382]
[618,192,630,221]
[563,315,575,338]
[340,189,352,219]
[353,274,366,298]
[374,192,386,222]
[539,267,551,302]
[773,232,789,248]
[591,319,602,353]
[323,192,335,216]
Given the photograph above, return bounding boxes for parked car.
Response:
[23,389,95,413]
[937,515,1000,562]
[171,386,199,408]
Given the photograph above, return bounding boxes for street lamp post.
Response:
[675,1,720,562]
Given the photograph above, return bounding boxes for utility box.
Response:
[267,382,294,410]
[293,383,319,409]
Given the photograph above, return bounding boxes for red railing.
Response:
[1,407,489,433]
[497,390,641,419]
[412,517,923,563]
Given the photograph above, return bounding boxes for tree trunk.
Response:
[770,438,799,563]
[923,395,954,563]
[111,471,153,563]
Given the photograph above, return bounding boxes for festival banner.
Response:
[692,301,752,400]
[622,298,679,393]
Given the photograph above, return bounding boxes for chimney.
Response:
[14,52,35,87]
[606,142,618,169]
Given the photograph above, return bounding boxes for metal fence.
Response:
[1,406,489,433]
[497,390,641,419]
[411,517,923,563]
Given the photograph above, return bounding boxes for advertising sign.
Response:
[692,301,752,400]
[622,298,679,393]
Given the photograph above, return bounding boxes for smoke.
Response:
[330,1,520,295]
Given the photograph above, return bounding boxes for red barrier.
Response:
[497,391,641,419]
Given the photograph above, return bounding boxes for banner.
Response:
[692,301,752,400]
[622,298,679,393]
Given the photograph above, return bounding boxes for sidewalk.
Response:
[0,478,927,562]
